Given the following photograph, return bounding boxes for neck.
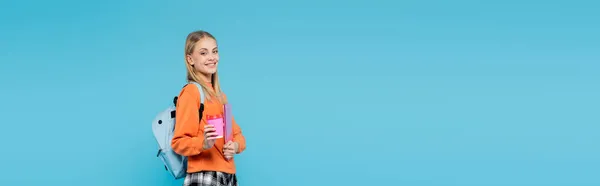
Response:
[197,72,212,84]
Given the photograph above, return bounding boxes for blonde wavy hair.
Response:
[184,30,227,104]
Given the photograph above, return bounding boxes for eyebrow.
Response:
[199,47,218,50]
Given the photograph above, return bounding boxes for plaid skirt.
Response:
[183,171,238,186]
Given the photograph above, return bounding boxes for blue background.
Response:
[1,0,599,185]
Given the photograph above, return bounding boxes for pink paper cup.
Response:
[207,117,224,138]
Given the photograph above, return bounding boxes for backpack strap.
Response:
[171,82,206,121]
[190,82,205,105]
[189,82,205,121]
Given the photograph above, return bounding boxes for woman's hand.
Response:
[223,141,238,160]
[202,125,218,150]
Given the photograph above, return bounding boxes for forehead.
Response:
[195,37,217,50]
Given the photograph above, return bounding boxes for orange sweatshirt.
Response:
[171,83,246,174]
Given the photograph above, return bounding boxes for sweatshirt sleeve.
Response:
[232,116,247,154]
[171,85,206,156]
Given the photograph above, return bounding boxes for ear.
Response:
[186,55,194,66]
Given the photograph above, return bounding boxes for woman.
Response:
[171,30,246,186]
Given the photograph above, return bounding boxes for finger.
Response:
[204,127,217,131]
[204,128,216,133]
[203,130,216,136]
[206,132,220,137]
[205,131,218,136]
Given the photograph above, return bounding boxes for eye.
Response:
[200,52,207,55]
[213,50,218,54]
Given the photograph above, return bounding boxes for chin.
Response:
[197,69,217,76]
[204,70,217,75]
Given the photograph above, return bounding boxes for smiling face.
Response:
[186,37,219,77]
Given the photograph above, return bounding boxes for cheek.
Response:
[193,56,205,63]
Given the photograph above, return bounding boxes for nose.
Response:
[208,53,217,60]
